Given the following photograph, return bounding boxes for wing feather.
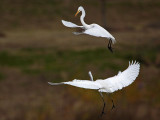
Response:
[62,20,83,28]
[98,61,140,93]
[48,79,101,90]
[83,24,116,44]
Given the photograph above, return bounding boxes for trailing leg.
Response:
[107,39,113,53]
[111,99,115,110]
[108,94,115,110]
[99,92,106,116]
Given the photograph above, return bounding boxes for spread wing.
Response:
[101,61,140,93]
[62,20,83,28]
[48,79,101,90]
[83,24,116,43]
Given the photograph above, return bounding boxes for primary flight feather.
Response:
[61,6,116,52]
[48,61,140,115]
[48,61,140,93]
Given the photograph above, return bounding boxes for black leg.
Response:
[111,99,115,110]
[107,40,110,49]
[108,94,115,110]
[107,39,113,53]
[99,92,106,116]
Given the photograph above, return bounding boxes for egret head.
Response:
[75,6,84,17]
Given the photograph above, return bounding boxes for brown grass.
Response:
[0,1,160,120]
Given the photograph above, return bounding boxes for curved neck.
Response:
[80,9,89,29]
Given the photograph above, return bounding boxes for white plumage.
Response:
[48,61,140,93]
[61,6,116,52]
[62,20,82,28]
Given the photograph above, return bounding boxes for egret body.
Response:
[48,61,140,115]
[62,6,116,52]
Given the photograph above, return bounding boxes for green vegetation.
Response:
[0,72,5,81]
[0,45,159,82]
[0,1,159,120]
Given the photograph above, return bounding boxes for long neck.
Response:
[80,9,89,29]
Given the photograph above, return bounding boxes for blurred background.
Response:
[0,0,160,120]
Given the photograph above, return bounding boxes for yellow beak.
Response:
[75,10,80,17]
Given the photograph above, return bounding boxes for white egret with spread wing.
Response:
[61,6,116,52]
[48,61,140,116]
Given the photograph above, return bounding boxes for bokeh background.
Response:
[0,0,160,120]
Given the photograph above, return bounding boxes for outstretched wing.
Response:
[48,79,101,90]
[99,61,140,93]
[62,20,83,28]
[83,24,116,44]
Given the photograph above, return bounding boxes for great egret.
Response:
[62,6,116,52]
[48,61,140,116]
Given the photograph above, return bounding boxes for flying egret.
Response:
[48,61,140,116]
[61,6,116,52]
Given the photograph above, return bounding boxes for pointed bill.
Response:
[75,10,80,17]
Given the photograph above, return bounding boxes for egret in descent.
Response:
[48,61,140,116]
[62,6,116,52]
